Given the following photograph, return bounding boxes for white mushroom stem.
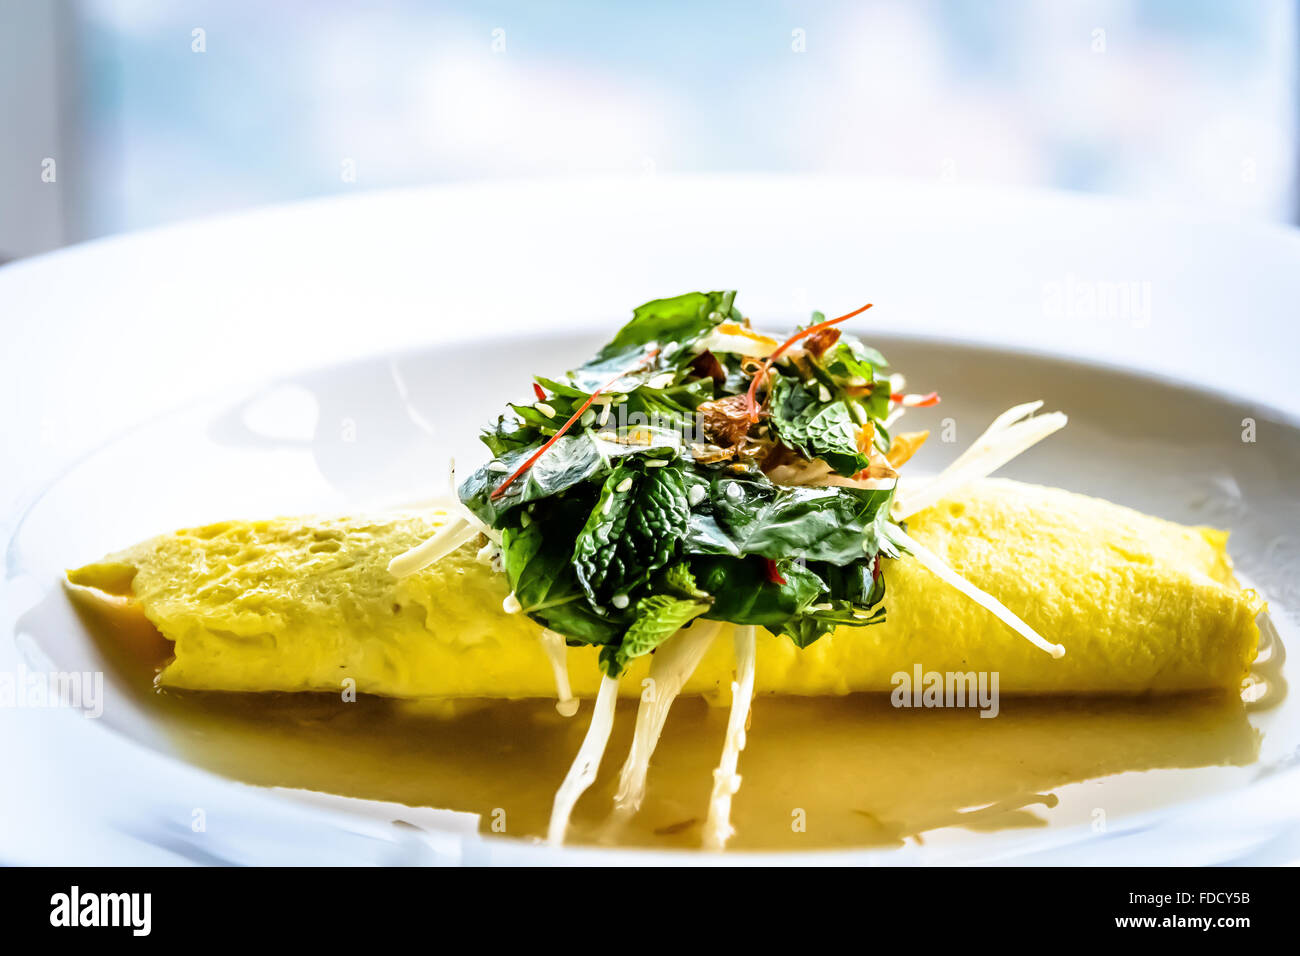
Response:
[891,527,1065,659]
[388,457,504,578]
[702,625,757,851]
[388,459,504,578]
[609,622,722,824]
[386,515,480,577]
[893,402,1067,520]
[540,629,579,718]
[548,673,620,846]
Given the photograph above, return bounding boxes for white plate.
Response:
[4,177,1300,863]
[6,329,1300,864]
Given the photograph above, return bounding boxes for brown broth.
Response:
[72,590,1263,851]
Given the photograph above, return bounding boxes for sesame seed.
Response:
[688,485,706,506]
[615,477,634,493]
[580,408,596,427]
[644,458,669,467]
[535,402,557,418]
[817,384,832,402]
[598,406,611,426]
[487,461,509,473]
[725,482,742,500]
[611,594,630,610]
[502,593,522,614]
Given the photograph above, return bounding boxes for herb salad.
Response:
[458,291,937,677]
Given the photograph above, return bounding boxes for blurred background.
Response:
[1,0,1296,261]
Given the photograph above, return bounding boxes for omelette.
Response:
[67,479,1261,700]
[63,291,1268,849]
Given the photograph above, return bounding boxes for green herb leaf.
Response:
[469,290,910,664]
[691,555,825,630]
[590,291,738,365]
[573,461,689,605]
[502,498,623,645]
[768,374,872,477]
[460,428,682,525]
[599,595,711,676]
[658,561,709,600]
[684,471,897,566]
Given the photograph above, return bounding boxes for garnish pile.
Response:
[459,291,935,676]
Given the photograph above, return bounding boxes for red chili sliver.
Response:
[891,391,940,408]
[532,382,547,401]
[492,350,659,500]
[765,558,787,586]
[744,302,873,422]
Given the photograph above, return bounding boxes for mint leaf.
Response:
[768,374,871,477]
[599,594,710,676]
[573,460,689,606]
[659,561,708,600]
[502,498,623,646]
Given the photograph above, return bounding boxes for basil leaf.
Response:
[692,556,825,629]
[573,461,689,605]
[480,415,540,457]
[820,560,887,606]
[590,291,738,365]
[502,499,623,645]
[692,554,889,649]
[599,595,710,676]
[459,428,682,525]
[824,337,888,381]
[685,471,897,566]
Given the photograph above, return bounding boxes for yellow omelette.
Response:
[67,478,1262,699]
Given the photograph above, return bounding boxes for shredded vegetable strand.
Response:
[702,625,757,851]
[892,526,1065,659]
[745,303,873,421]
[937,401,1045,477]
[443,457,502,543]
[389,458,502,579]
[548,673,621,846]
[893,405,1066,520]
[386,517,479,577]
[609,622,722,824]
[983,399,1046,436]
[540,629,579,718]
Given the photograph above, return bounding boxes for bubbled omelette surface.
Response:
[67,479,1262,698]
